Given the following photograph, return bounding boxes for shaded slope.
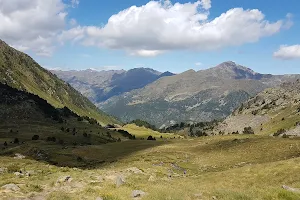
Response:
[0,40,119,125]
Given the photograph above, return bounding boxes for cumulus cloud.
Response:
[61,0,290,57]
[0,0,75,56]
[273,45,300,60]
[0,0,292,57]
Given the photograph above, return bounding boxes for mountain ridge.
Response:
[0,39,119,125]
[100,61,300,127]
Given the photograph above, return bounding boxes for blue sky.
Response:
[1,0,299,74]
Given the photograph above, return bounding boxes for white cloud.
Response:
[195,62,202,66]
[129,50,165,57]
[0,0,292,57]
[62,0,290,57]
[0,0,75,56]
[273,45,300,60]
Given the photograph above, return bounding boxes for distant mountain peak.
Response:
[208,61,264,80]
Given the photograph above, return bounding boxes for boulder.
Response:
[148,175,156,182]
[115,176,125,187]
[0,167,7,174]
[14,153,25,159]
[1,183,20,192]
[57,176,72,184]
[132,190,146,198]
[96,197,104,200]
[282,185,300,193]
[127,167,143,174]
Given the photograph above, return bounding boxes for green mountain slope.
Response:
[216,79,300,136]
[0,40,119,125]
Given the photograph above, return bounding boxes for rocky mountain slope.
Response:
[0,40,118,125]
[101,62,300,127]
[53,68,174,103]
[217,79,300,136]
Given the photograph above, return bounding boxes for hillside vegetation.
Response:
[0,40,119,125]
[217,79,300,137]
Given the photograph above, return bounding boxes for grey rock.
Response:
[282,185,300,193]
[148,175,156,182]
[127,167,143,174]
[212,196,218,200]
[1,183,20,191]
[14,172,23,176]
[57,176,72,184]
[132,190,146,198]
[14,153,25,159]
[0,167,7,174]
[96,197,104,200]
[115,176,125,187]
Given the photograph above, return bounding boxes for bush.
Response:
[4,141,7,146]
[273,129,286,136]
[243,127,254,134]
[147,136,156,141]
[83,132,88,138]
[282,134,289,138]
[32,135,40,140]
[13,138,19,144]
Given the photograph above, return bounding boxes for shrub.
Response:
[4,141,7,146]
[147,136,156,140]
[273,129,286,136]
[77,117,83,121]
[13,138,19,144]
[59,139,64,145]
[243,127,254,134]
[32,135,40,140]
[282,134,289,138]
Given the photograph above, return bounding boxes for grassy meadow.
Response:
[1,133,300,200]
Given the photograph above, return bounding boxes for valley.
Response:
[1,31,300,200]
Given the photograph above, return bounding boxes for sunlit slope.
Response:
[0,39,119,125]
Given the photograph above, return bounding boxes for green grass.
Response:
[115,124,176,139]
[1,135,300,199]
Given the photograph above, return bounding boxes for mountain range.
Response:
[53,68,174,103]
[54,61,300,127]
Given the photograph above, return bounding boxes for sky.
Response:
[0,0,299,74]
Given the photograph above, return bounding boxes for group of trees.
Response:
[117,130,136,140]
